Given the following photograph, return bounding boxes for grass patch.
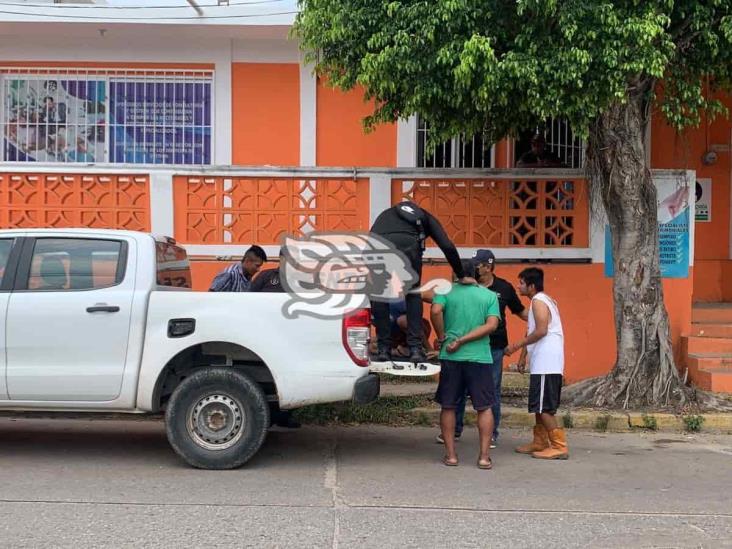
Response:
[641,413,658,431]
[293,395,435,426]
[562,411,574,429]
[594,414,610,432]
[682,414,705,433]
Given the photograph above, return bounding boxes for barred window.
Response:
[1,67,213,165]
[416,118,492,168]
[515,118,585,169]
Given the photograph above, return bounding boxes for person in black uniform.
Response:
[370,201,472,363]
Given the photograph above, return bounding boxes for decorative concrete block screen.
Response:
[0,172,150,231]
[173,176,370,244]
[392,178,589,247]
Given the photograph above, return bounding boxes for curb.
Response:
[408,406,732,433]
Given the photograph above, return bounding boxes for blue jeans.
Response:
[455,348,504,439]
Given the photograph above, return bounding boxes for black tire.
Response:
[165,368,270,470]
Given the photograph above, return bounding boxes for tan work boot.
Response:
[515,424,550,454]
[532,428,569,460]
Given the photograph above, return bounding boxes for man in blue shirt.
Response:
[209,245,266,292]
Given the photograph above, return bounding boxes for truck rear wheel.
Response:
[165,368,270,469]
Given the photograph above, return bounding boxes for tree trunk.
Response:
[565,89,691,409]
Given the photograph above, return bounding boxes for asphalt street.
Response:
[0,417,731,548]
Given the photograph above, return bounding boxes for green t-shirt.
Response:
[433,284,501,363]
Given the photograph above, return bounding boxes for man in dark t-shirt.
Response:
[516,133,564,168]
[437,249,528,447]
[248,265,283,292]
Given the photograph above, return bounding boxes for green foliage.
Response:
[562,410,574,429]
[682,414,705,432]
[594,414,610,432]
[295,0,732,142]
[641,413,658,431]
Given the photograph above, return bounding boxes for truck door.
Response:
[0,237,22,401]
[6,236,135,401]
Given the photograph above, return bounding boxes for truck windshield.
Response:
[156,241,192,289]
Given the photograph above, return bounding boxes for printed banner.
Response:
[3,78,106,162]
[109,80,211,164]
[605,177,691,278]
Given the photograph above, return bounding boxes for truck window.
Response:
[26,238,125,291]
[0,239,14,285]
[156,241,192,289]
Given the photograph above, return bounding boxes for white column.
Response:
[149,171,175,237]
[213,40,233,166]
[299,57,317,166]
[397,115,417,167]
[589,209,607,264]
[369,174,392,226]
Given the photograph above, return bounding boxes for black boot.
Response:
[409,347,426,363]
[374,346,391,362]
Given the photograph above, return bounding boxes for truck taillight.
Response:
[342,308,371,367]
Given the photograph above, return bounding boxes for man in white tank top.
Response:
[505,267,569,460]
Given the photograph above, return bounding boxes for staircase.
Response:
[682,304,732,393]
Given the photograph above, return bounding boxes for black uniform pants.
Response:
[371,238,423,351]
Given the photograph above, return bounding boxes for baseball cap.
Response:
[472,249,495,265]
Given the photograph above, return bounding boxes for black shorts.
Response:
[435,360,496,411]
[528,374,563,415]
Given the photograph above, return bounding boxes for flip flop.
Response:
[442,456,459,467]
[477,458,493,470]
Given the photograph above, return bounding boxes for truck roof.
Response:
[0,228,174,243]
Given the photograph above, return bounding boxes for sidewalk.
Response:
[380,374,732,433]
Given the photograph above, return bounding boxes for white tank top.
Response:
[527,292,564,375]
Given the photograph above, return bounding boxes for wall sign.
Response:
[695,178,712,222]
[605,178,691,279]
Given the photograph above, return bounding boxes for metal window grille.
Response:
[544,117,585,169]
[416,118,492,168]
[0,66,214,166]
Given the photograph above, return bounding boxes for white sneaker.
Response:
[435,432,461,444]
[490,437,497,449]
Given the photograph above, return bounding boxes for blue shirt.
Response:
[209,263,251,292]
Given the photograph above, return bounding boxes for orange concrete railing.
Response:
[172,175,371,244]
[0,169,589,250]
[392,177,589,248]
[0,172,150,231]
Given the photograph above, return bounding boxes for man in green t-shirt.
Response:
[431,259,500,469]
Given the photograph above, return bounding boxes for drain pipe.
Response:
[186,0,204,16]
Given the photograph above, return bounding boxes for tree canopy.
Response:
[295,0,732,141]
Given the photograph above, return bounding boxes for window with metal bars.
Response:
[1,67,213,165]
[416,117,492,168]
[514,118,585,169]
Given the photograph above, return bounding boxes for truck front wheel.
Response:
[165,368,270,469]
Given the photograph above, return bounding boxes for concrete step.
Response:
[690,368,732,394]
[687,354,732,374]
[690,323,732,338]
[692,303,732,324]
[682,335,732,355]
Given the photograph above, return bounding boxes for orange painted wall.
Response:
[651,92,732,301]
[190,260,692,383]
[316,81,396,167]
[231,63,300,166]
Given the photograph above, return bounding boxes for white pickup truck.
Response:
[0,229,378,469]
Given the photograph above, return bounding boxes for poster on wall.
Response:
[604,177,691,278]
[108,80,211,164]
[695,178,712,222]
[2,78,106,162]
